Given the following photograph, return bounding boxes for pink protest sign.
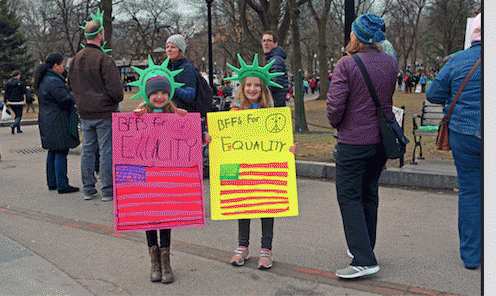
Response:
[112,113,205,232]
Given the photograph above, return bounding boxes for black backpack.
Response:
[192,69,214,118]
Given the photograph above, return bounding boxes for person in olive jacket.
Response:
[35,53,80,194]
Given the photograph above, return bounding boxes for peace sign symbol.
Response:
[265,113,286,133]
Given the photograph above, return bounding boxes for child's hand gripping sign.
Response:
[207,107,298,220]
[112,112,205,231]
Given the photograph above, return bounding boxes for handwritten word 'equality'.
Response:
[121,136,199,161]
[221,136,287,153]
[217,114,260,131]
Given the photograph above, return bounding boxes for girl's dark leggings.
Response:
[146,229,171,248]
[238,218,274,250]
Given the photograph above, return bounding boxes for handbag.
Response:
[436,57,481,151]
[352,54,409,159]
[2,103,12,121]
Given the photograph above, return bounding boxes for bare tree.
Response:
[289,0,309,133]
[115,0,174,62]
[307,0,333,100]
[388,0,430,73]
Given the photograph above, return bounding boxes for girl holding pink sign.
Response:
[130,56,211,284]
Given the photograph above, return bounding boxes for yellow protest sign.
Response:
[207,107,298,220]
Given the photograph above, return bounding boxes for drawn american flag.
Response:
[115,165,204,231]
[219,162,290,217]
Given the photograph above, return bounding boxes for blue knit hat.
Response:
[352,13,386,44]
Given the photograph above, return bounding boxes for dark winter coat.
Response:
[68,44,123,120]
[4,78,27,103]
[265,46,289,107]
[168,58,197,112]
[327,48,397,145]
[38,69,80,151]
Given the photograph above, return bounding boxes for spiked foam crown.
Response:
[128,56,184,110]
[80,8,104,37]
[225,54,284,89]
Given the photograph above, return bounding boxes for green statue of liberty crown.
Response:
[225,54,284,88]
[80,8,111,54]
[128,56,185,111]
[80,8,104,37]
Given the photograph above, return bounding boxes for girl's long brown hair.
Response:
[232,77,274,110]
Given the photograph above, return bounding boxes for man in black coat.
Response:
[4,70,27,134]
[262,31,289,107]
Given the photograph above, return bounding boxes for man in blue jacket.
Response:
[262,31,288,107]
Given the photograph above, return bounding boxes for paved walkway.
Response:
[0,115,480,295]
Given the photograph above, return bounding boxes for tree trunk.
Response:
[100,0,112,50]
[290,0,309,133]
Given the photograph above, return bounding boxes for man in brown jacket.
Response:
[68,18,123,201]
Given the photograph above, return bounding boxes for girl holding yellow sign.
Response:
[222,54,297,270]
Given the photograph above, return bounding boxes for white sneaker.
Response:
[84,192,99,200]
[346,249,354,258]
[336,265,380,279]
[101,196,113,202]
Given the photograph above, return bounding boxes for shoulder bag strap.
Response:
[444,57,481,120]
[351,54,382,110]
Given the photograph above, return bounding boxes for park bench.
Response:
[411,99,444,164]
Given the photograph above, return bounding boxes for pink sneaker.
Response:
[258,248,273,269]
[230,246,249,266]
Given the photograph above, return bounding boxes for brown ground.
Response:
[289,91,453,165]
[20,89,452,165]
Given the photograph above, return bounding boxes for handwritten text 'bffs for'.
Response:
[217,114,260,131]
[117,116,199,161]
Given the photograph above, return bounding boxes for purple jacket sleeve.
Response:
[327,59,350,128]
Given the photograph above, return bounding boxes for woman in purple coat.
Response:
[327,13,397,278]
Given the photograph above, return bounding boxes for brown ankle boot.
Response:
[149,245,161,282]
[160,247,174,284]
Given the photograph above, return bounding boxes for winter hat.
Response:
[470,13,481,43]
[145,76,171,98]
[166,34,186,52]
[352,13,386,44]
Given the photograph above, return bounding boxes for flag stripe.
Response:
[117,193,201,201]
[147,167,199,173]
[117,203,203,214]
[117,186,201,196]
[119,210,203,218]
[220,179,287,186]
[220,189,288,195]
[146,171,199,178]
[118,200,202,209]
[221,207,290,216]
[239,162,288,169]
[117,218,204,230]
[220,196,288,204]
[239,171,288,177]
[221,201,288,209]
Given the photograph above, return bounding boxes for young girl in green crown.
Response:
[130,56,210,284]
[224,54,297,269]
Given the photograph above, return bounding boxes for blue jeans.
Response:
[80,118,113,197]
[10,105,23,131]
[450,130,481,268]
[46,149,69,190]
[335,143,387,266]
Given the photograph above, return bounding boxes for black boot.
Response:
[160,247,174,284]
[149,245,161,282]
